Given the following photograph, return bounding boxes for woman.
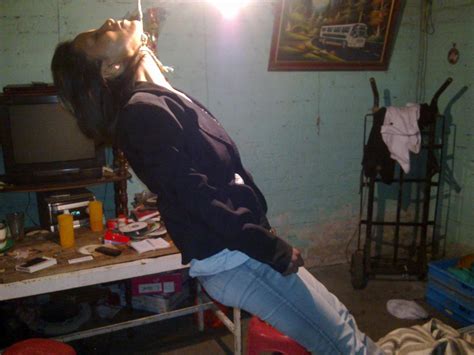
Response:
[51,18,382,354]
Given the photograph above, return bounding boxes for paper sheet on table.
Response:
[130,238,170,254]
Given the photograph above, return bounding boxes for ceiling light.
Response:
[207,0,250,19]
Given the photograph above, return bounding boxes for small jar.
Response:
[58,213,75,248]
[89,200,104,232]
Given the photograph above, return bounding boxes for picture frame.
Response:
[268,0,402,71]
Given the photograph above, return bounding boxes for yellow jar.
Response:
[58,214,75,248]
[89,200,104,232]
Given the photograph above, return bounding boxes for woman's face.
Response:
[73,18,142,63]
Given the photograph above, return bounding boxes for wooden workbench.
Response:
[0,228,242,354]
[0,228,182,301]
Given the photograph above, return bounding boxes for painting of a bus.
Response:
[268,0,401,70]
[319,23,368,49]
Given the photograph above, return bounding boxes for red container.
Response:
[103,230,130,245]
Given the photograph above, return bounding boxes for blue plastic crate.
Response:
[428,258,474,298]
[426,282,473,327]
[429,280,474,312]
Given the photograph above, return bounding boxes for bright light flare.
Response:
[207,0,250,19]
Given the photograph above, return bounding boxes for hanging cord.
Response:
[424,0,435,35]
[136,0,173,75]
[139,42,174,74]
[416,0,435,103]
[137,0,143,22]
[416,1,427,102]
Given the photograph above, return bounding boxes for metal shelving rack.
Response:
[351,77,453,289]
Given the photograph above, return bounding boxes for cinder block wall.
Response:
[0,1,471,266]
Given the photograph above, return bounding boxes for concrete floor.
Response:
[74,263,460,354]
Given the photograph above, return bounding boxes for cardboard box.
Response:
[131,283,190,313]
[130,270,188,296]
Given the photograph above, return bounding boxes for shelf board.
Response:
[0,173,130,193]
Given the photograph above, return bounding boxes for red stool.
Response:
[247,316,310,355]
[3,338,76,355]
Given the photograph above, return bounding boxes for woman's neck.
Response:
[134,47,191,102]
[135,48,172,89]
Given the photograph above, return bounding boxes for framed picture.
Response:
[268,0,402,71]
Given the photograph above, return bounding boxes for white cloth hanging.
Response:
[380,104,421,174]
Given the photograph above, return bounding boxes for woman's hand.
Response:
[282,248,304,276]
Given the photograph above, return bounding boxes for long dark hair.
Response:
[51,41,141,145]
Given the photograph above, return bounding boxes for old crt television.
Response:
[0,84,105,184]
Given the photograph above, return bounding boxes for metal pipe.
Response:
[430,78,453,111]
[53,303,215,342]
[370,78,379,112]
[393,171,404,263]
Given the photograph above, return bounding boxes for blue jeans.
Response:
[198,258,383,354]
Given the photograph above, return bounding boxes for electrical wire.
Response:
[24,192,39,226]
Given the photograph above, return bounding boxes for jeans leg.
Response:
[295,267,383,355]
[198,258,383,355]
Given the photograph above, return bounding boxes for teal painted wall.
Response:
[423,0,473,256]
[0,1,471,266]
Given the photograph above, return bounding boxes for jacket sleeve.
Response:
[117,100,292,273]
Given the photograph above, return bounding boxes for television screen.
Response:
[10,104,96,164]
[0,85,105,184]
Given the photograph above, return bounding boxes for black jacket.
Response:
[116,82,292,273]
